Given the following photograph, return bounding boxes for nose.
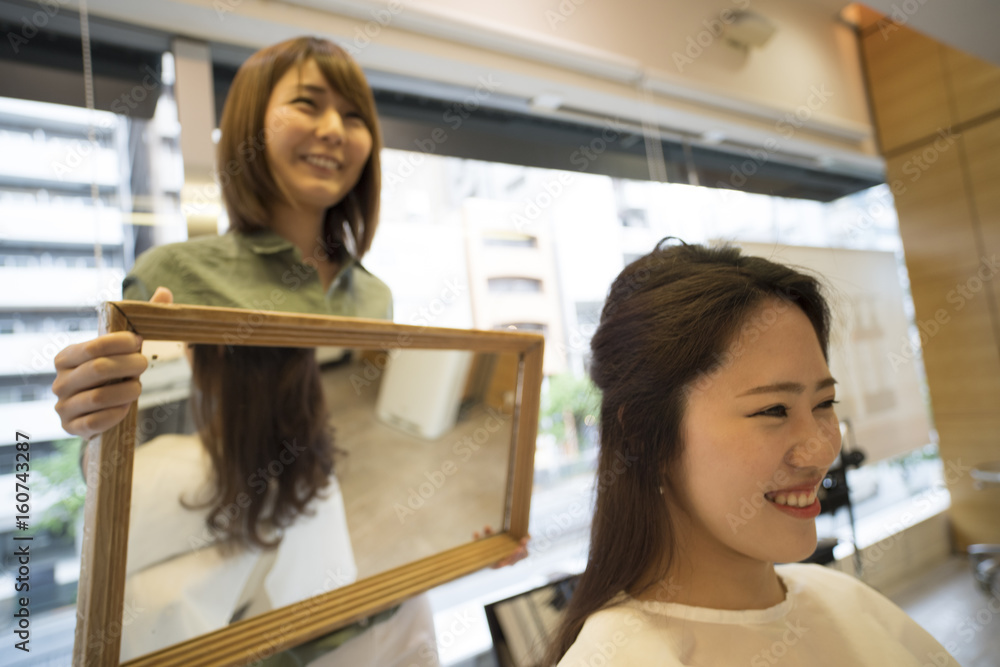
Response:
[784,411,842,471]
[317,109,346,143]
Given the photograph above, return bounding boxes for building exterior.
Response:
[0,79,183,620]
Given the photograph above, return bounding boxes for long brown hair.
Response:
[217,36,382,258]
[542,240,830,665]
[189,344,336,550]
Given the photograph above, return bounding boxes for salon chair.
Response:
[968,462,1000,597]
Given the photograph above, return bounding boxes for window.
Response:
[0,10,182,635]
[575,301,603,329]
[495,322,547,334]
[483,236,538,249]
[619,207,648,228]
[488,277,543,293]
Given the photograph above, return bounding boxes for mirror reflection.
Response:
[121,341,518,661]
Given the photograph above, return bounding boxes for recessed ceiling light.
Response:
[530,93,563,111]
[701,130,726,144]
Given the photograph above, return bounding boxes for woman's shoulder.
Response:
[776,564,960,665]
[777,562,885,602]
[777,562,924,631]
[350,259,392,293]
[124,234,243,301]
[557,602,683,667]
[337,258,394,320]
[138,233,239,263]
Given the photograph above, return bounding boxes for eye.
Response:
[815,399,839,411]
[292,97,317,108]
[753,405,788,418]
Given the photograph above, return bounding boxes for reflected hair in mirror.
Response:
[189,344,337,550]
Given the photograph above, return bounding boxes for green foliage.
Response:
[539,373,601,446]
[34,437,87,538]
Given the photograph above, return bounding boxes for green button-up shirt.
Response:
[122,229,393,320]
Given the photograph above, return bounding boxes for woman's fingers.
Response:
[53,332,144,372]
[62,401,135,441]
[55,378,144,437]
[149,286,173,304]
[53,344,148,400]
[52,332,148,439]
[475,528,530,568]
[52,287,170,440]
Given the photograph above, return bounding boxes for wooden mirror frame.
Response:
[73,301,543,666]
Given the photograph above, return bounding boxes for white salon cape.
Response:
[120,434,357,661]
[558,563,960,667]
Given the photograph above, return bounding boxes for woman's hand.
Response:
[474,526,530,569]
[52,287,173,439]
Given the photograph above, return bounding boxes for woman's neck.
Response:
[634,513,787,610]
[268,202,340,288]
[268,201,325,259]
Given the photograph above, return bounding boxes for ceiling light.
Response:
[530,93,563,111]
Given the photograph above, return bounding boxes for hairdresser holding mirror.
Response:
[52,36,523,665]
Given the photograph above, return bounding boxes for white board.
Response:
[737,243,933,464]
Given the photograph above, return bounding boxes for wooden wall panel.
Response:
[887,139,1000,418]
[932,412,1000,547]
[863,14,1000,548]
[962,117,1000,328]
[862,26,953,152]
[908,315,1000,418]
[885,143,977,274]
[943,49,1000,125]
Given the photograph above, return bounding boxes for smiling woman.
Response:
[51,36,443,667]
[543,239,959,667]
[674,301,842,583]
[261,60,374,275]
[216,37,382,285]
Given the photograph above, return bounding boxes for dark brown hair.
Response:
[189,345,336,550]
[542,240,830,665]
[217,36,382,258]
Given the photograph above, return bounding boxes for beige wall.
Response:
[82,0,880,172]
[859,10,1000,548]
[404,0,873,133]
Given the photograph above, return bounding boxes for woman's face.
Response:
[263,58,373,215]
[674,299,841,566]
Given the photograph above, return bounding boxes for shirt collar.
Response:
[237,229,361,280]
[240,229,297,256]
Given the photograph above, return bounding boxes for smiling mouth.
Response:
[303,155,341,170]
[764,487,818,508]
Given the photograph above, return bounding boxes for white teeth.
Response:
[305,155,339,170]
[767,489,817,508]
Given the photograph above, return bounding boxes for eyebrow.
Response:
[738,377,837,397]
[294,84,331,96]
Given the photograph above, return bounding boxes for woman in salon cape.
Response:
[542,241,959,667]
